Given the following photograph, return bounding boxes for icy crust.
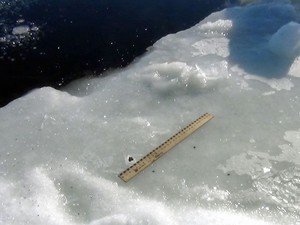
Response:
[219,129,300,213]
[3,86,300,225]
[2,1,300,225]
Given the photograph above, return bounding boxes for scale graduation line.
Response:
[118,112,214,182]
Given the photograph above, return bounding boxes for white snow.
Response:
[1,0,300,225]
[289,56,300,77]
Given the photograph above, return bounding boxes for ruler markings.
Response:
[119,112,214,182]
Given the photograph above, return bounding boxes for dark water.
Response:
[0,0,228,106]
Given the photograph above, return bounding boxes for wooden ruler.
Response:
[118,113,214,182]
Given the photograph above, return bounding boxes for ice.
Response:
[288,56,300,77]
[12,25,30,35]
[1,0,300,224]
[269,21,300,57]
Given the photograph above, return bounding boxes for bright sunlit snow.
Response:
[1,0,300,225]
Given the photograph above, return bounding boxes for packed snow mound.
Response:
[1,0,300,225]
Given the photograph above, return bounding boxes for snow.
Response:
[1,0,300,224]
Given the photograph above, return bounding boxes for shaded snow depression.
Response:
[1,0,300,224]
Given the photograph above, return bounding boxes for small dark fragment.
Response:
[227,173,230,176]
[128,156,134,162]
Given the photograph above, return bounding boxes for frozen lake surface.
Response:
[1,0,300,224]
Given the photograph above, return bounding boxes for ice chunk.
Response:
[12,25,30,35]
[269,22,300,57]
[142,62,207,95]
[16,19,25,24]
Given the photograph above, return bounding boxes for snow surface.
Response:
[1,0,300,224]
